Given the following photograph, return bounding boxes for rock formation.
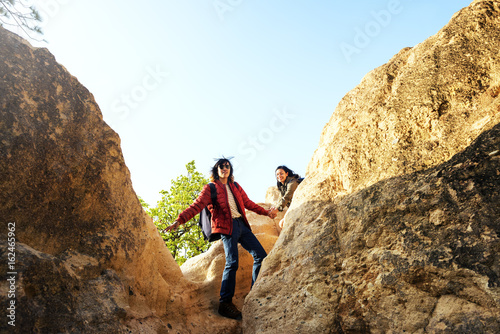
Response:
[244,0,500,333]
[0,26,183,333]
[245,122,500,333]
[294,0,500,205]
[0,26,278,334]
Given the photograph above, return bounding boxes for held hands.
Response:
[268,208,278,219]
[162,221,180,233]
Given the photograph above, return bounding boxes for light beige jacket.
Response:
[276,176,300,211]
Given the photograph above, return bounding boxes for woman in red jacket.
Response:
[164,158,276,320]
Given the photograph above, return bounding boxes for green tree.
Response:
[0,0,43,38]
[143,160,211,265]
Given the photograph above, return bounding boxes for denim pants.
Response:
[219,217,267,303]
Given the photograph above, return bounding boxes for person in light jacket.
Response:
[271,165,301,228]
[164,158,276,320]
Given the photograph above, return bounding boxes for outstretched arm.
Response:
[162,184,212,232]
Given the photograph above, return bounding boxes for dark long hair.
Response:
[275,165,300,187]
[210,158,234,183]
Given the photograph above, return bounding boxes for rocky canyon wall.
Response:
[0,26,186,333]
[244,0,500,333]
[0,26,260,334]
[294,0,500,205]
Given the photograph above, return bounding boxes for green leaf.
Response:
[142,160,210,265]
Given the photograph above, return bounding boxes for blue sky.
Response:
[17,0,472,206]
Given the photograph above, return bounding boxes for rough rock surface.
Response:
[244,1,500,333]
[265,186,280,206]
[0,26,190,334]
[245,123,500,333]
[0,26,277,334]
[294,0,500,206]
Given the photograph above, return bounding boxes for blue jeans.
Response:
[219,218,267,303]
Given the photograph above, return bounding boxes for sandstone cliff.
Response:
[0,26,259,334]
[245,122,500,333]
[0,26,178,333]
[294,0,500,205]
[244,0,500,333]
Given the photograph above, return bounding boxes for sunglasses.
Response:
[219,163,231,170]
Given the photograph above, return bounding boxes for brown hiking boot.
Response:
[218,301,242,320]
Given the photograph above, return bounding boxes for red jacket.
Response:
[176,180,268,235]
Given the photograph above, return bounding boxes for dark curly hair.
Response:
[275,165,300,187]
[210,158,234,183]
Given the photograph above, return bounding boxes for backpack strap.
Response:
[234,182,240,189]
[208,182,217,206]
